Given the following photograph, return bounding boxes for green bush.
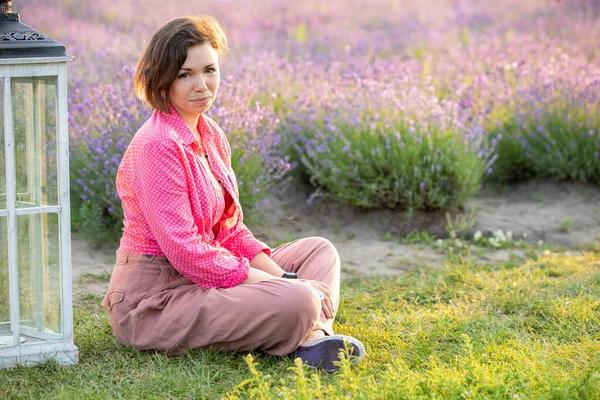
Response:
[296,109,492,211]
[484,106,535,184]
[486,101,600,185]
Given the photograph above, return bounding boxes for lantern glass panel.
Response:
[18,213,62,341]
[12,77,58,209]
[0,217,12,347]
[0,80,5,211]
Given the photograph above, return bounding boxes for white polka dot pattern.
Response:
[116,105,271,288]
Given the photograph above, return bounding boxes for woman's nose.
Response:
[194,76,208,91]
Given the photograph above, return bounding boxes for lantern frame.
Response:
[0,56,78,367]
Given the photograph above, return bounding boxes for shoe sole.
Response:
[293,335,366,372]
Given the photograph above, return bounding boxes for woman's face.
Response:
[169,42,220,127]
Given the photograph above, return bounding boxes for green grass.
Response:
[1,252,599,399]
[560,218,574,233]
[77,272,112,284]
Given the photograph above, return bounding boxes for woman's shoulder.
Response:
[203,114,229,145]
[202,115,231,156]
[135,111,187,149]
[203,114,225,135]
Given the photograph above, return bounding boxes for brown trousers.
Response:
[101,237,340,356]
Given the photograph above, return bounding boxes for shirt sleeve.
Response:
[132,136,249,288]
[220,221,271,261]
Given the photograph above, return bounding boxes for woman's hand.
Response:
[307,280,334,319]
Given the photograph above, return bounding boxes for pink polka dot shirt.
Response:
[116,105,270,288]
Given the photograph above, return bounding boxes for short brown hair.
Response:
[134,15,228,113]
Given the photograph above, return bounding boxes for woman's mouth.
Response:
[191,97,211,105]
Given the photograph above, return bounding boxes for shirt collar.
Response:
[158,104,215,146]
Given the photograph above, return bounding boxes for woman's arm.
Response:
[249,251,286,277]
[242,267,277,284]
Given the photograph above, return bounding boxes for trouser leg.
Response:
[105,258,323,356]
[270,237,341,336]
[161,278,323,356]
[104,237,341,357]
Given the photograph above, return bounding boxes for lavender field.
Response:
[22,0,600,243]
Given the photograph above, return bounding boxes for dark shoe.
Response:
[291,335,365,372]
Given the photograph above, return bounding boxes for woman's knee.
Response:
[306,236,334,249]
[281,281,321,324]
[306,236,339,258]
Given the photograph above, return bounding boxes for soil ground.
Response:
[72,180,600,298]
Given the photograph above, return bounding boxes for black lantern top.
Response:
[0,0,67,59]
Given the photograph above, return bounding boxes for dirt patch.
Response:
[469,181,600,246]
[251,182,537,279]
[71,180,600,296]
[71,237,114,299]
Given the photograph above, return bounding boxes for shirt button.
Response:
[205,154,209,158]
[218,179,222,184]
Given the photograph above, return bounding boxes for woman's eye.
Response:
[206,68,216,74]
[178,72,190,78]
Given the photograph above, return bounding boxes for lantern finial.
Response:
[0,1,11,14]
[0,0,70,59]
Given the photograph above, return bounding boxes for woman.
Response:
[101,15,365,372]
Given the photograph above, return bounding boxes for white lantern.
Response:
[0,0,78,367]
